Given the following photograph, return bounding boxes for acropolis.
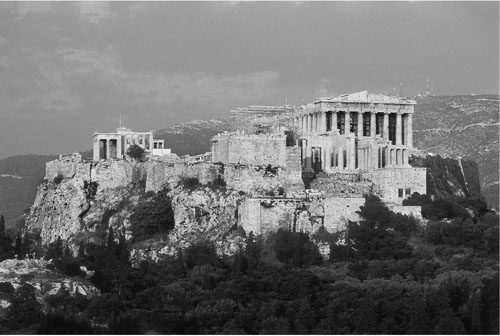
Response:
[44,91,426,236]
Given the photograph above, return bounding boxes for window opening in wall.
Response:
[326,112,332,132]
[376,113,383,135]
[337,112,345,135]
[311,147,322,172]
[389,114,396,145]
[401,115,406,145]
[153,142,158,149]
[405,188,411,196]
[398,188,404,197]
[363,113,371,136]
[350,112,358,134]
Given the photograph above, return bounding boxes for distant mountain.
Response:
[413,94,499,209]
[153,118,230,156]
[0,154,57,229]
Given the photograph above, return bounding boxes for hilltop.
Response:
[0,94,498,229]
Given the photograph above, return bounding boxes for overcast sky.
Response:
[0,1,498,159]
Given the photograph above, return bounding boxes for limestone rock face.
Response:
[25,174,143,248]
[130,187,246,263]
[25,177,88,245]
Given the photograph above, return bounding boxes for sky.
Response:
[0,1,498,159]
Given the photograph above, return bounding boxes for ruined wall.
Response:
[212,132,287,166]
[224,164,285,195]
[284,147,305,193]
[362,167,426,204]
[45,153,83,180]
[239,196,365,235]
[323,197,365,232]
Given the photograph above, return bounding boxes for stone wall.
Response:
[323,197,365,232]
[239,196,365,235]
[211,132,287,166]
[362,167,426,204]
[45,153,83,181]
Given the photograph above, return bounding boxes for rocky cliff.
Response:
[130,186,246,262]
[24,164,146,248]
[411,154,485,202]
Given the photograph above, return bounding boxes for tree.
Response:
[126,144,145,161]
[0,214,5,234]
[5,283,43,331]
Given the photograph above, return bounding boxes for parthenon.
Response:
[294,91,415,173]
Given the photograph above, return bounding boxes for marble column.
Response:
[338,147,344,169]
[383,113,389,140]
[349,137,356,169]
[332,112,337,132]
[407,114,413,147]
[305,143,313,172]
[370,113,376,137]
[325,146,331,171]
[396,114,402,145]
[321,112,327,132]
[105,139,110,160]
[345,112,351,135]
[357,112,363,137]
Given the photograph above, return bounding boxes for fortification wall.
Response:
[145,160,224,193]
[224,164,285,195]
[45,153,83,180]
[212,132,287,166]
[239,196,365,235]
[362,167,426,204]
[323,197,364,232]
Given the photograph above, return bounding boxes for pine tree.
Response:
[0,215,5,234]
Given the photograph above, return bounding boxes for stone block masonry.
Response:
[211,131,287,166]
[362,167,426,204]
[239,196,365,235]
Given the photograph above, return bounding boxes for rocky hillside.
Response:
[413,94,499,208]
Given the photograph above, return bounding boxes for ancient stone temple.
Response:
[294,91,414,172]
[214,91,426,204]
[92,127,171,161]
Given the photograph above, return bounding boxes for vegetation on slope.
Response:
[0,191,497,334]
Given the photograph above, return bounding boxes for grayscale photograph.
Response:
[0,1,498,334]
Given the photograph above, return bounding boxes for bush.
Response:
[53,174,64,184]
[129,188,175,241]
[126,144,145,161]
[180,177,201,191]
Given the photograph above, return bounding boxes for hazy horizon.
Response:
[0,1,498,159]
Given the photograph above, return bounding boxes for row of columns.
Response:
[295,111,413,147]
[300,140,410,172]
[301,139,357,171]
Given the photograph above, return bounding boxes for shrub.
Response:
[126,144,145,161]
[129,188,175,241]
[180,177,201,191]
[53,174,64,184]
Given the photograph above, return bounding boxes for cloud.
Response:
[12,2,53,19]
[0,36,6,47]
[74,1,114,23]
[56,47,281,115]
[126,71,281,110]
